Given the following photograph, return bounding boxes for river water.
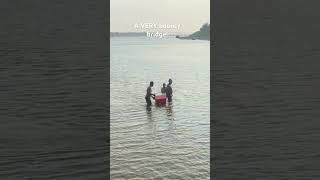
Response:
[0,1,108,179]
[111,36,210,179]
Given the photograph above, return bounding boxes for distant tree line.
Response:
[177,23,210,41]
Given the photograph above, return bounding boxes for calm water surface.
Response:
[111,37,210,179]
[0,1,107,179]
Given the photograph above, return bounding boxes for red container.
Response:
[155,95,166,105]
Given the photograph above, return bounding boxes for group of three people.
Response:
[145,79,173,106]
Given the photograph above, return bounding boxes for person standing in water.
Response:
[166,79,173,102]
[161,83,166,94]
[145,81,155,106]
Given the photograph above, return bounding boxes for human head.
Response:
[150,81,154,87]
[163,83,166,87]
[168,78,172,85]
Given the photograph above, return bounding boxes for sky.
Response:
[111,0,210,33]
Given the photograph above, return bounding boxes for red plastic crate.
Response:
[155,95,166,105]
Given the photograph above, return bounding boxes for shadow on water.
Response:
[146,105,153,121]
[146,102,175,121]
[165,103,175,121]
[166,104,177,134]
[146,103,177,138]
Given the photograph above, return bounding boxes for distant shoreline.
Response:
[110,32,146,37]
[176,23,210,41]
[110,32,190,38]
[110,26,210,41]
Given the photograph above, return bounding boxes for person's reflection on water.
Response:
[166,104,175,121]
[166,104,176,132]
[146,105,152,121]
[145,105,158,141]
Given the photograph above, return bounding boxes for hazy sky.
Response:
[111,0,210,33]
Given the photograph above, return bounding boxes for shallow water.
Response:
[111,37,210,179]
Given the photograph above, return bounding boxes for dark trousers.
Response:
[145,97,152,106]
[167,96,172,102]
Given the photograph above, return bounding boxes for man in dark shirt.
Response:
[166,79,173,102]
[145,81,155,106]
[161,83,166,94]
